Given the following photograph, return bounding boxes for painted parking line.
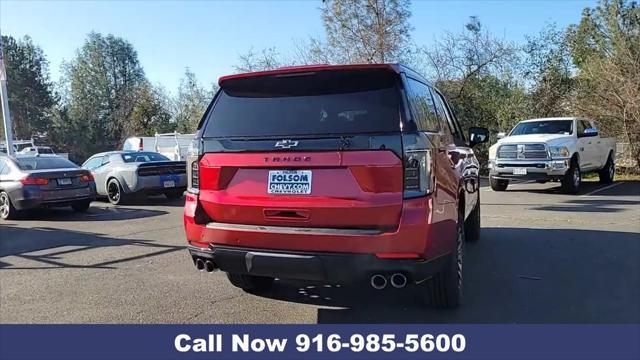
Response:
[580,182,624,197]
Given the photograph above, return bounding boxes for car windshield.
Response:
[37,148,54,154]
[121,152,169,163]
[17,156,78,170]
[510,120,573,136]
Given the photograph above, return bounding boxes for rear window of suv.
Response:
[203,69,402,137]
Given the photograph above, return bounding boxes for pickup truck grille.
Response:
[497,144,549,159]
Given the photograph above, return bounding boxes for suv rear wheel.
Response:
[489,176,508,191]
[226,273,274,293]
[421,209,464,308]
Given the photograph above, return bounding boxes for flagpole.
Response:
[0,34,15,156]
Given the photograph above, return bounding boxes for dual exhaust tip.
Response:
[371,273,408,289]
[194,258,217,273]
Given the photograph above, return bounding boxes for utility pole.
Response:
[0,34,15,156]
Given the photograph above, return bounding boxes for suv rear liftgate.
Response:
[184,64,485,307]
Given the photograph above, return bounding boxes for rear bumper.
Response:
[126,174,188,194]
[184,193,457,259]
[12,186,96,210]
[189,245,449,283]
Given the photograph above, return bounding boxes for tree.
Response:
[568,0,640,167]
[62,32,146,159]
[0,35,56,141]
[174,68,211,133]
[523,24,576,117]
[127,83,175,136]
[234,47,282,73]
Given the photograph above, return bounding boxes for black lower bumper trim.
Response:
[188,246,449,283]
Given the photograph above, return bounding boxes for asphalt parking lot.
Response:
[1,180,639,324]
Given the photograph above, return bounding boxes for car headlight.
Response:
[549,146,570,158]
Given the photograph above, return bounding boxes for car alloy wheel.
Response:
[0,192,10,219]
[108,182,121,204]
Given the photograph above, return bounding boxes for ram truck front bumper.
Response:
[488,158,570,181]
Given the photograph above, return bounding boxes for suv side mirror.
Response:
[497,132,506,139]
[469,127,489,147]
[582,128,599,137]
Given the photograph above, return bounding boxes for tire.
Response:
[464,194,481,242]
[71,200,91,213]
[106,179,128,205]
[561,158,581,194]
[165,190,184,199]
[226,272,274,293]
[421,208,464,308]
[489,176,508,191]
[0,191,19,220]
[598,153,615,184]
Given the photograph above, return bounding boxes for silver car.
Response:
[0,154,97,220]
[82,151,187,205]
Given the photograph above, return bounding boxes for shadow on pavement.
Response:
[18,206,168,222]
[254,227,640,324]
[532,198,639,213]
[504,180,639,196]
[0,225,184,269]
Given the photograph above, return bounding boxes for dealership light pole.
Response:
[0,34,15,156]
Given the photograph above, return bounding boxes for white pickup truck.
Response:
[488,117,616,194]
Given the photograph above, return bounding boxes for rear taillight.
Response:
[187,139,201,194]
[20,177,49,185]
[191,162,199,189]
[80,173,94,182]
[403,149,434,198]
[139,138,144,151]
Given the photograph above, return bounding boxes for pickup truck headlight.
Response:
[549,146,570,158]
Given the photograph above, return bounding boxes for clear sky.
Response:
[1,0,596,93]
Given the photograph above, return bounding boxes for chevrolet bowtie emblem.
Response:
[274,140,299,149]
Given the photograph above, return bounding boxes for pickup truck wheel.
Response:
[598,154,615,184]
[561,159,581,194]
[464,194,481,242]
[421,209,464,308]
[226,272,274,293]
[489,176,508,191]
[107,179,128,205]
[0,191,19,220]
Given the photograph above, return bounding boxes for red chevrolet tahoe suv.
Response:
[184,64,489,307]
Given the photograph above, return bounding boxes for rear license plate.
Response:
[57,178,72,186]
[513,168,527,175]
[268,170,312,195]
[163,180,175,188]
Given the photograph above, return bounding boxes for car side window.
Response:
[577,120,586,137]
[0,160,7,175]
[83,157,103,170]
[438,92,466,143]
[102,156,110,166]
[429,87,457,140]
[405,78,440,132]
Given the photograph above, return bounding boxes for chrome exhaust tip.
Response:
[195,258,205,271]
[204,260,216,273]
[370,274,387,290]
[390,273,407,288]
